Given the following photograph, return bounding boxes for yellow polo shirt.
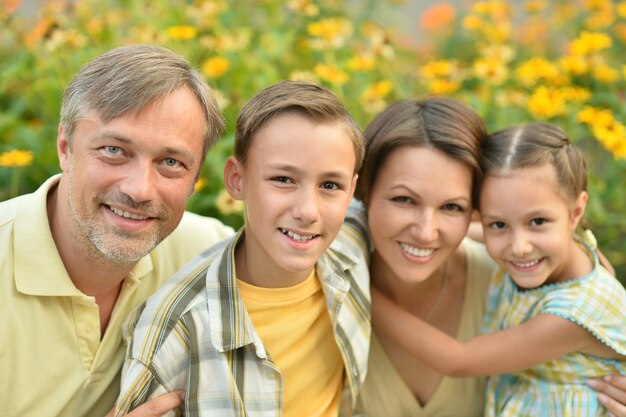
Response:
[0,175,233,417]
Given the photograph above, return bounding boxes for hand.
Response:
[105,391,184,417]
[588,375,626,416]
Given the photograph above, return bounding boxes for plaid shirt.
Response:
[115,208,371,417]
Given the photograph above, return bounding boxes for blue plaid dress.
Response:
[482,241,626,417]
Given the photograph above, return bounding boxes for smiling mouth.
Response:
[108,205,151,220]
[511,259,541,268]
[400,242,435,258]
[280,228,318,243]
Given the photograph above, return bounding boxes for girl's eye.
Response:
[531,218,546,226]
[321,182,340,191]
[392,196,413,204]
[490,221,506,230]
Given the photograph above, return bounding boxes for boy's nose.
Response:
[292,188,321,223]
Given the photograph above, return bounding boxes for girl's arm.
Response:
[372,287,602,377]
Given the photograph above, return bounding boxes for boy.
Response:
[115,81,371,417]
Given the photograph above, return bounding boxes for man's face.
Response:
[57,87,206,266]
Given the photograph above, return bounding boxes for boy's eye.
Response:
[392,196,413,204]
[530,218,546,226]
[321,182,340,191]
[272,176,293,184]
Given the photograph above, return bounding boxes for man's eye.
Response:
[105,146,121,154]
[164,158,180,167]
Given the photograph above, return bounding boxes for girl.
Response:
[372,122,626,416]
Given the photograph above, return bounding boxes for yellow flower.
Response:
[527,86,566,119]
[202,56,229,78]
[481,44,514,63]
[348,54,375,72]
[560,56,590,76]
[618,2,626,17]
[577,106,614,126]
[0,149,34,167]
[462,15,483,31]
[592,65,620,83]
[215,189,244,215]
[473,57,508,85]
[314,64,349,86]
[582,0,611,11]
[420,60,456,79]
[515,58,560,86]
[360,81,393,114]
[615,23,626,44]
[166,25,197,41]
[289,70,318,83]
[307,18,353,49]
[428,79,460,95]
[592,120,626,159]
[570,31,612,56]
[194,178,207,193]
[286,0,319,16]
[524,0,548,13]
[361,80,393,100]
[585,9,615,30]
[623,65,626,81]
[560,86,591,103]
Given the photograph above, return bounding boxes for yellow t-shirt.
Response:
[1,175,234,417]
[238,269,343,417]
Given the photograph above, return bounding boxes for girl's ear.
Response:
[223,156,245,200]
[570,191,588,230]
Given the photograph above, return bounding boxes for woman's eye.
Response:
[392,196,412,204]
[442,203,463,212]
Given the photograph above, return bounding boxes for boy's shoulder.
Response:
[124,232,240,362]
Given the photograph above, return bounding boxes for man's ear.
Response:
[223,156,245,200]
[570,191,588,230]
[57,125,71,172]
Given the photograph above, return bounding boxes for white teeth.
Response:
[281,228,315,242]
[109,206,149,220]
[400,243,434,258]
[512,259,540,268]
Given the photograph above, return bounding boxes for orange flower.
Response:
[420,3,456,32]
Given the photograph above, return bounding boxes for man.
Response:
[1,45,233,417]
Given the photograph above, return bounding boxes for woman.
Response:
[354,98,626,416]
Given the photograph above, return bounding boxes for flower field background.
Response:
[1,0,625,282]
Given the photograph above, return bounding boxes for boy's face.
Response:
[226,112,358,287]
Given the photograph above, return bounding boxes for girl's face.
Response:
[367,146,473,284]
[480,164,586,289]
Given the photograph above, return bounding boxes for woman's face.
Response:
[367,146,473,284]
